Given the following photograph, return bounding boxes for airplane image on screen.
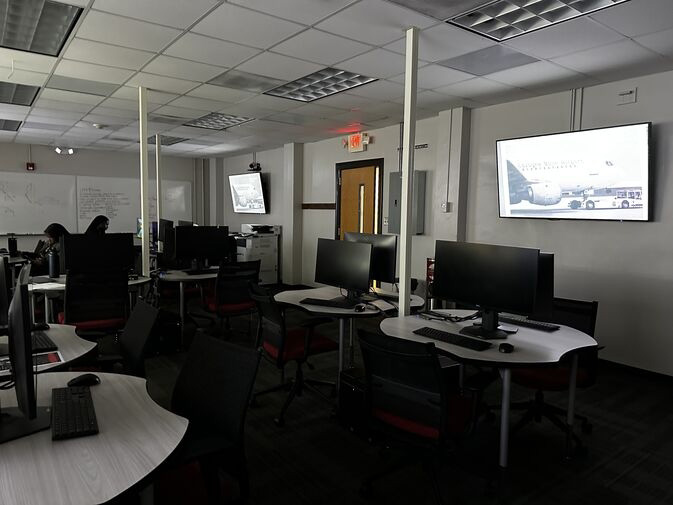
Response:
[506,158,619,206]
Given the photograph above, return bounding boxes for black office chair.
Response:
[510,297,600,449]
[358,330,476,504]
[97,299,160,377]
[249,283,337,427]
[165,334,261,503]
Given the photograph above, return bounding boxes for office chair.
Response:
[59,269,129,335]
[96,299,159,377]
[203,260,261,337]
[166,334,261,503]
[0,257,10,335]
[249,283,337,427]
[358,330,475,505]
[509,297,599,450]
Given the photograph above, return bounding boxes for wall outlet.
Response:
[617,88,637,105]
[440,202,451,213]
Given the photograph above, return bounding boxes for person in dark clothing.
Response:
[30,223,70,275]
[85,215,109,236]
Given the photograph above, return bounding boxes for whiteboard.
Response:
[77,176,192,233]
[0,172,77,234]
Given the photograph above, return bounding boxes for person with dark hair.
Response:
[85,215,109,236]
[28,223,70,275]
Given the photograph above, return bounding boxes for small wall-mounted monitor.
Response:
[497,122,651,221]
[229,173,267,214]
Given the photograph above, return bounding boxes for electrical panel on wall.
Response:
[387,171,426,235]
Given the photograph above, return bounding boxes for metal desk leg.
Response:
[566,354,579,458]
[499,368,512,470]
[179,281,185,348]
[30,292,37,324]
[44,294,50,323]
[337,318,346,392]
[348,318,355,367]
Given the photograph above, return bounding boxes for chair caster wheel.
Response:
[581,422,593,434]
[274,417,285,427]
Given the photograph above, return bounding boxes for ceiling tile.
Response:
[347,80,405,100]
[0,68,47,87]
[590,0,673,38]
[311,92,375,110]
[316,0,435,46]
[46,75,119,96]
[55,60,135,84]
[100,97,162,112]
[338,49,406,79]
[187,84,255,103]
[290,103,345,118]
[165,33,260,68]
[152,105,206,119]
[236,53,322,82]
[214,103,276,119]
[437,45,538,76]
[434,78,523,104]
[126,73,200,94]
[111,86,178,104]
[192,3,304,49]
[273,29,372,65]
[92,0,219,29]
[142,55,226,82]
[229,0,356,25]
[503,17,624,60]
[77,11,181,52]
[40,88,104,105]
[635,28,673,58]
[486,60,587,91]
[390,64,472,89]
[552,40,671,82]
[26,112,80,125]
[0,48,57,73]
[0,104,29,120]
[32,99,92,113]
[385,0,490,20]
[88,106,140,119]
[236,94,302,112]
[63,39,154,70]
[168,96,228,112]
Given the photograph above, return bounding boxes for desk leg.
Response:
[499,368,512,469]
[566,354,579,458]
[179,281,185,349]
[348,318,355,367]
[337,319,345,392]
[30,292,36,324]
[44,294,50,323]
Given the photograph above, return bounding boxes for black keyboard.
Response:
[51,386,99,441]
[499,314,560,332]
[300,297,359,309]
[413,326,492,351]
[33,331,57,353]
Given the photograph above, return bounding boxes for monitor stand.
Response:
[459,309,508,340]
[327,289,361,308]
[0,407,51,444]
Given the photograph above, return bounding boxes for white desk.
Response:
[0,324,96,378]
[379,310,597,473]
[0,372,188,505]
[275,286,425,381]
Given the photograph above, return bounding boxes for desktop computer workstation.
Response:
[174,225,230,274]
[60,233,135,275]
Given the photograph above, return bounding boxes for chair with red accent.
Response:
[358,329,476,505]
[509,297,600,450]
[203,260,261,337]
[249,283,337,427]
[58,269,129,338]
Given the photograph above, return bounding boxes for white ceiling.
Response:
[2,0,673,156]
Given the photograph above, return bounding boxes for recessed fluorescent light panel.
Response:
[449,0,631,41]
[0,119,21,131]
[183,112,254,130]
[0,0,82,56]
[209,70,285,93]
[0,81,40,106]
[148,135,188,146]
[264,68,377,103]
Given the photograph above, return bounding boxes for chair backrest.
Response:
[171,334,261,444]
[547,297,599,338]
[249,283,286,363]
[17,263,31,285]
[215,268,260,306]
[219,259,261,280]
[359,330,448,442]
[64,269,129,323]
[119,299,159,377]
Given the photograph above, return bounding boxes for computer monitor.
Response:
[178,220,193,227]
[344,232,397,284]
[532,253,554,320]
[0,284,51,444]
[158,218,173,242]
[315,238,372,298]
[0,257,10,330]
[61,233,134,273]
[433,241,539,339]
[175,226,230,265]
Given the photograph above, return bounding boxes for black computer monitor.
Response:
[315,238,372,298]
[532,253,554,320]
[61,233,134,273]
[0,284,50,444]
[158,218,173,242]
[178,220,193,227]
[175,226,230,265]
[433,241,539,339]
[344,232,397,285]
[0,257,10,330]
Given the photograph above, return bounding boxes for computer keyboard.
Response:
[300,297,359,309]
[51,386,99,441]
[32,331,57,353]
[413,326,492,351]
[499,314,560,332]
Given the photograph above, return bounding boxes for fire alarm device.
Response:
[26,162,35,171]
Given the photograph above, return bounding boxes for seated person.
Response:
[28,223,70,276]
[85,215,109,236]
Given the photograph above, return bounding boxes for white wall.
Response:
[467,69,673,376]
[0,143,194,249]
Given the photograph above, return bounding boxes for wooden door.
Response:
[338,165,377,240]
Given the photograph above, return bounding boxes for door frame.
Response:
[335,158,384,240]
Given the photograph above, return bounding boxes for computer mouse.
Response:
[498,343,514,354]
[354,304,367,312]
[31,322,50,331]
[67,373,101,388]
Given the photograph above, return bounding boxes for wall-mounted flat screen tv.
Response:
[497,122,651,221]
[229,173,267,214]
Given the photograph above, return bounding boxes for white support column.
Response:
[398,26,419,317]
[155,134,162,224]
[138,87,150,276]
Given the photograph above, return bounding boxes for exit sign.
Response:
[348,132,367,153]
